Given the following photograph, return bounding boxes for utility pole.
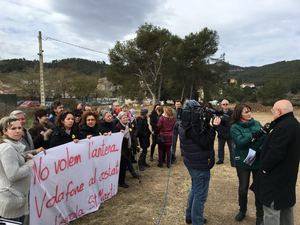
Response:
[38,31,46,107]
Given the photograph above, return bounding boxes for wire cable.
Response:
[154,145,174,225]
[44,36,109,55]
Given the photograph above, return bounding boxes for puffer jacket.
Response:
[230,118,264,170]
[177,123,216,170]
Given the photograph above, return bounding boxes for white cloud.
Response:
[0,0,299,66]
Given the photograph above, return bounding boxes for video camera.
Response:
[177,104,215,133]
[205,108,230,121]
[176,102,217,148]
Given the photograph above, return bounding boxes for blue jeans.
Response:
[186,167,210,225]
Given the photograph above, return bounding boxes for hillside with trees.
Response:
[224,60,300,104]
[0,58,108,100]
[228,60,300,87]
[0,25,299,105]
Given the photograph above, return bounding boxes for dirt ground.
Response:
[72,112,300,225]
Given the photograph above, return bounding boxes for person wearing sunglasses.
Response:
[215,99,234,166]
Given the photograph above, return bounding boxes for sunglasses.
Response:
[222,103,228,106]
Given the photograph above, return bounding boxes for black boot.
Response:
[256,217,263,225]
[130,170,140,179]
[119,182,129,188]
[235,211,246,221]
[186,217,207,224]
[141,155,150,168]
[171,155,177,164]
[256,206,264,225]
[138,161,145,171]
[143,161,150,168]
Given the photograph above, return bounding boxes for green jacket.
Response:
[230,118,264,170]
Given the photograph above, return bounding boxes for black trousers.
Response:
[119,156,130,185]
[218,137,234,166]
[150,133,158,157]
[236,167,263,218]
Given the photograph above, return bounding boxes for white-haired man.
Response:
[260,99,300,225]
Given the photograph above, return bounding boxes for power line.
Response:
[44,36,109,55]
[154,147,174,225]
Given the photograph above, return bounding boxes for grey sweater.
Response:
[0,139,33,219]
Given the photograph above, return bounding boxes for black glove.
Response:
[261,122,271,134]
[252,130,264,141]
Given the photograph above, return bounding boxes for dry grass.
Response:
[72,112,300,225]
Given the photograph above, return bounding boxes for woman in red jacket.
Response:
[157,106,176,168]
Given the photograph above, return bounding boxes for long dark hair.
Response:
[231,104,251,124]
[56,111,74,128]
[151,104,160,115]
[34,109,48,123]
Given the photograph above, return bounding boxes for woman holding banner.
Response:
[79,112,101,139]
[49,111,79,148]
[98,110,117,135]
[0,116,34,224]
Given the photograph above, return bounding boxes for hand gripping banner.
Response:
[30,133,123,225]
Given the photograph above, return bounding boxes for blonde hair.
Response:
[164,106,174,118]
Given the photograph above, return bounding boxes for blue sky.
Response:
[0,0,299,66]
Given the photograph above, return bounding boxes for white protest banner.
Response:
[30,132,123,225]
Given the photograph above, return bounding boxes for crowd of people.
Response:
[0,100,180,224]
[0,98,299,225]
[177,99,299,225]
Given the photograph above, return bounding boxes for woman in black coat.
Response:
[29,109,54,149]
[136,108,151,171]
[149,104,163,161]
[49,111,79,148]
[79,112,101,139]
[98,110,117,134]
[115,112,132,188]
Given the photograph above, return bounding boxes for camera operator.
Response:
[174,100,220,225]
[215,99,234,166]
[260,100,300,225]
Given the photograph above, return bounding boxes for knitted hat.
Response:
[129,108,136,116]
[117,111,127,120]
[100,109,110,120]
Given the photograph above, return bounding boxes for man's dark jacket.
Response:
[216,109,233,139]
[177,122,215,170]
[260,112,300,210]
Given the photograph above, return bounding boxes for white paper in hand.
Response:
[243,148,256,166]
